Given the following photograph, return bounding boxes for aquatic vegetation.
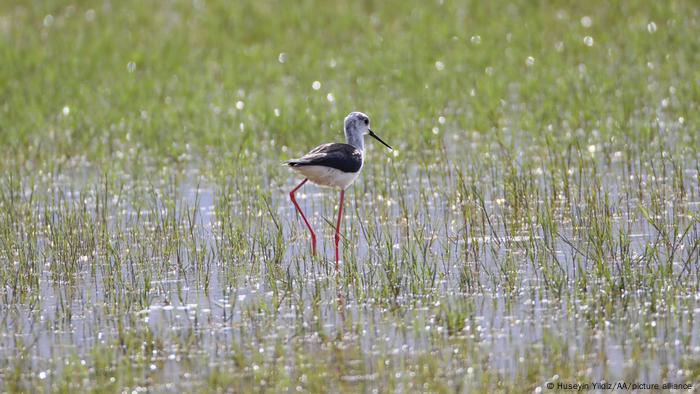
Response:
[0,0,699,392]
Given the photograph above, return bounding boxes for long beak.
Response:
[368,129,393,150]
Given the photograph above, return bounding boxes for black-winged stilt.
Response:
[286,111,392,269]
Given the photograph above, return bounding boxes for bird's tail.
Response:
[283,160,302,167]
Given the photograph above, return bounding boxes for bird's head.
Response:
[344,112,392,150]
[344,112,371,135]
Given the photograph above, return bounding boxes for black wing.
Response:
[286,143,362,173]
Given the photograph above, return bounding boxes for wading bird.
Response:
[286,112,392,269]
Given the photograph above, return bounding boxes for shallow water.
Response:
[1,152,698,391]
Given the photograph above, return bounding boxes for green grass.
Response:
[1,0,700,392]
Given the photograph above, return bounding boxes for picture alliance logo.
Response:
[546,381,694,391]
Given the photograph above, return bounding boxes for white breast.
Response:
[292,165,361,190]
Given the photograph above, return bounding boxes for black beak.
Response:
[368,129,393,150]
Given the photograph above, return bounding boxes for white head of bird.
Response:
[343,112,392,152]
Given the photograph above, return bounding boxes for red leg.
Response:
[290,179,316,256]
[335,189,345,270]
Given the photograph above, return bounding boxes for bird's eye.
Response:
[363,118,369,125]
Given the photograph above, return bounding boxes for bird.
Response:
[286,111,393,269]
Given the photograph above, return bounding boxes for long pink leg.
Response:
[334,189,345,270]
[289,179,316,256]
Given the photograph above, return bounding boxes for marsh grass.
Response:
[1,0,700,392]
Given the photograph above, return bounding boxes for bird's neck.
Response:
[345,128,365,152]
